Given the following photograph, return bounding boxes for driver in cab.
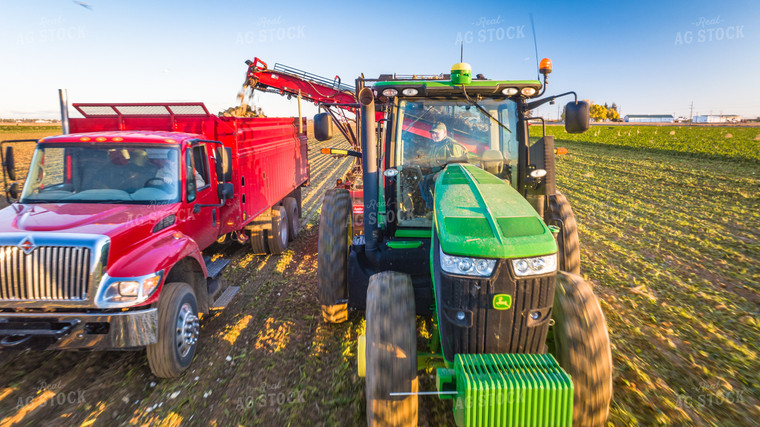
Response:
[419,121,466,209]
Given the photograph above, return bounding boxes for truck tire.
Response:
[317,188,351,323]
[365,271,418,427]
[284,197,299,241]
[267,205,289,255]
[250,229,268,255]
[147,282,200,378]
[551,271,613,427]
[546,192,581,275]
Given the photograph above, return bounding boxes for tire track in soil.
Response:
[0,136,367,426]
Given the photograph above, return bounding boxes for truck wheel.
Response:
[250,229,268,255]
[267,205,289,254]
[365,271,418,427]
[551,271,613,427]
[546,192,581,275]
[317,188,351,323]
[147,282,200,378]
[284,197,299,241]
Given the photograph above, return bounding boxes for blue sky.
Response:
[1,0,758,120]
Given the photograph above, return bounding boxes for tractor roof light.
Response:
[401,88,419,96]
[382,88,398,97]
[502,88,519,96]
[539,58,553,75]
[521,87,537,97]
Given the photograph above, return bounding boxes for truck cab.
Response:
[0,102,308,378]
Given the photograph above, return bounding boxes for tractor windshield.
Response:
[392,98,519,227]
[20,145,181,204]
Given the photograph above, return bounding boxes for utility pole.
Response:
[689,101,694,126]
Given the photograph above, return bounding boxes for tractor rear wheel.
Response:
[546,192,581,274]
[551,271,613,426]
[317,188,352,323]
[365,271,418,427]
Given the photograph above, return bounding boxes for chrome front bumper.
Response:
[0,308,157,350]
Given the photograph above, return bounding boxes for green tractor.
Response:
[315,59,612,426]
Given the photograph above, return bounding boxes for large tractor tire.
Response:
[551,271,613,426]
[546,192,581,275]
[365,271,418,427]
[283,197,300,241]
[267,205,289,255]
[317,188,352,323]
[147,283,200,378]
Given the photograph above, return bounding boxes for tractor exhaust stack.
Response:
[359,87,378,252]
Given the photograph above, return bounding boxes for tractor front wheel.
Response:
[546,192,581,274]
[365,271,418,427]
[317,188,352,323]
[551,271,613,426]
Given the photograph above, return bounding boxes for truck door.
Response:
[182,144,221,249]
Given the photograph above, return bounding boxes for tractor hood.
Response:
[433,164,557,259]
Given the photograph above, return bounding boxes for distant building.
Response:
[692,115,741,123]
[623,114,674,123]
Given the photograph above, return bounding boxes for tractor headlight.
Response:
[97,271,163,307]
[440,247,496,277]
[511,254,557,276]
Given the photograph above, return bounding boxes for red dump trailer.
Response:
[0,102,308,377]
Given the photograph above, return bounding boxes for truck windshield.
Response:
[20,145,181,204]
[393,98,519,227]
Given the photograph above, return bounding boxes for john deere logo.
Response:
[493,294,512,310]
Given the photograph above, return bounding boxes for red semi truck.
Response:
[0,102,308,377]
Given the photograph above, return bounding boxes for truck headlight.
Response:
[98,271,163,307]
[440,247,496,277]
[511,254,557,276]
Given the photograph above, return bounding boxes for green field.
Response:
[531,124,760,163]
[551,140,759,425]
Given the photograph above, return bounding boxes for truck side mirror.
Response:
[7,182,19,200]
[313,113,333,141]
[565,101,589,134]
[213,146,232,183]
[222,147,232,182]
[218,182,234,201]
[3,146,16,181]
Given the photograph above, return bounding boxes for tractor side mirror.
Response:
[313,113,333,141]
[565,101,589,134]
[3,146,16,181]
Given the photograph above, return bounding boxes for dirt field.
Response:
[1,128,758,426]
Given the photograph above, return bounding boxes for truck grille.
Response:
[0,246,91,301]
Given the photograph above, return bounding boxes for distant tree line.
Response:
[589,102,620,122]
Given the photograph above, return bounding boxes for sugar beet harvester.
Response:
[311,59,613,426]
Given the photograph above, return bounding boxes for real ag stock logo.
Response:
[455,15,527,45]
[674,16,744,45]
